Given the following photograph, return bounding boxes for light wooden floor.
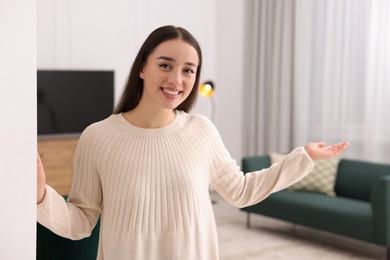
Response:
[211,192,387,260]
[38,137,78,196]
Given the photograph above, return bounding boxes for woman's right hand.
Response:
[37,153,46,204]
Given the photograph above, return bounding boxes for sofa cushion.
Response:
[242,190,374,243]
[270,153,340,196]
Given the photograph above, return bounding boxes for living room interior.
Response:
[2,0,389,259]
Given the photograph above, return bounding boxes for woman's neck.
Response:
[122,107,176,129]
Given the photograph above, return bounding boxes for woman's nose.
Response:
[167,69,182,85]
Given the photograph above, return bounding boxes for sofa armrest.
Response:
[371,175,390,246]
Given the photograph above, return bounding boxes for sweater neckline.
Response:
[116,110,183,137]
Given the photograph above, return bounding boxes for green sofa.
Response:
[240,156,390,258]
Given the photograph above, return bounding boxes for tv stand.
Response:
[38,136,79,196]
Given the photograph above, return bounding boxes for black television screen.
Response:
[37,70,114,136]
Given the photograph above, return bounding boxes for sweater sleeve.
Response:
[207,121,314,208]
[37,127,102,240]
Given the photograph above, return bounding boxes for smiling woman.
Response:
[36,25,349,260]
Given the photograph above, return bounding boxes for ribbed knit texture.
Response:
[37,110,314,259]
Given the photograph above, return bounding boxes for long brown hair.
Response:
[114,25,202,114]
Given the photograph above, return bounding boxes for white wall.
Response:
[215,0,245,163]
[37,0,246,163]
[0,1,37,259]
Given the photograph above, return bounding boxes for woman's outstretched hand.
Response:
[37,152,46,204]
[304,141,350,161]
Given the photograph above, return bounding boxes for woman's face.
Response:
[139,39,199,111]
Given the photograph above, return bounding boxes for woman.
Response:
[37,25,349,259]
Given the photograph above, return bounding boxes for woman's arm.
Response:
[205,117,349,208]
[36,128,102,240]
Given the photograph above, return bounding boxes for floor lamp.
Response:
[199,80,217,204]
[199,80,215,123]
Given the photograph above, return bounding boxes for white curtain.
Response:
[363,0,390,162]
[243,0,296,155]
[245,0,390,163]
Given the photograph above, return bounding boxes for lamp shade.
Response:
[199,81,215,97]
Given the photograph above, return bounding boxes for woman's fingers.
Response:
[37,152,46,204]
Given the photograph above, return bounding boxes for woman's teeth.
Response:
[162,89,180,95]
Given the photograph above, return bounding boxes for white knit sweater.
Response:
[37,110,314,259]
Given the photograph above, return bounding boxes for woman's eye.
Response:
[159,64,171,69]
[184,68,195,74]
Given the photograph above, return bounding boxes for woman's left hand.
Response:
[304,141,350,161]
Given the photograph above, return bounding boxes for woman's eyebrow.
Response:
[157,56,198,68]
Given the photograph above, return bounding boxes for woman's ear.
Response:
[139,66,145,79]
